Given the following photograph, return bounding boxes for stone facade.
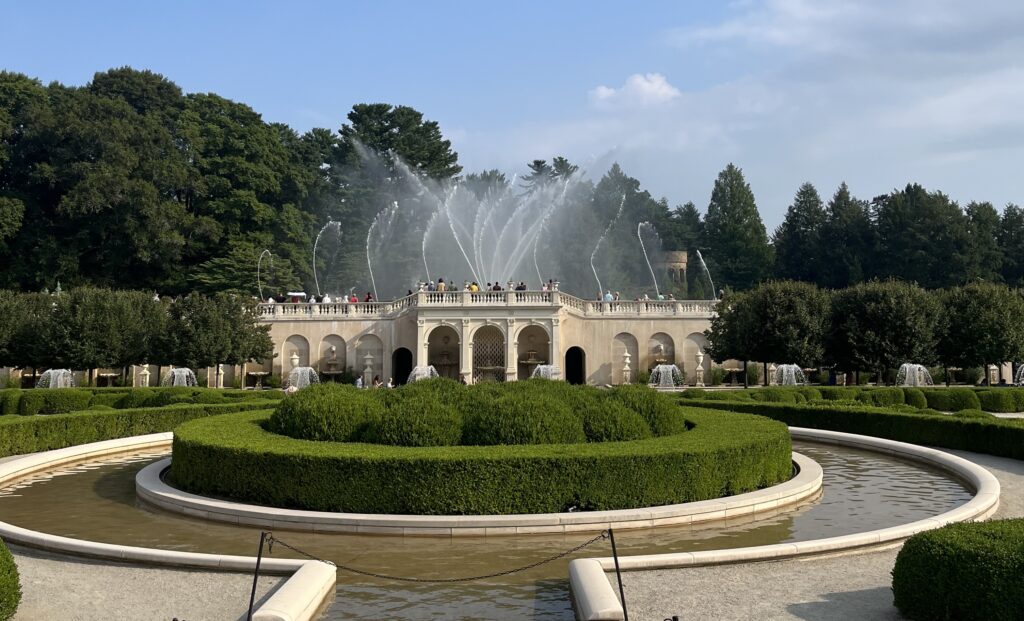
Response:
[254,290,717,386]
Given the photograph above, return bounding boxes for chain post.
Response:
[247,531,268,621]
[608,527,628,621]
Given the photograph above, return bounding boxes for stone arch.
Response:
[317,335,346,378]
[612,332,640,384]
[472,324,505,383]
[284,334,311,369]
[427,325,461,380]
[647,333,676,370]
[516,324,551,380]
[355,334,384,385]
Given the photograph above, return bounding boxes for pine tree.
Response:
[703,164,772,291]
[963,201,1003,282]
[998,204,1024,286]
[772,182,825,282]
[818,182,875,288]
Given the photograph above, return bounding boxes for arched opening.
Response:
[516,325,551,380]
[647,333,676,371]
[427,325,461,380]
[565,346,586,385]
[392,347,414,385]
[472,325,506,383]
[612,332,639,384]
[284,335,311,369]
[318,335,346,382]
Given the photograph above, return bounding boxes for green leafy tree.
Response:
[703,164,772,291]
[773,183,826,282]
[817,183,875,288]
[827,280,941,381]
[937,283,1024,382]
[704,289,755,364]
[998,204,1024,287]
[962,202,1003,282]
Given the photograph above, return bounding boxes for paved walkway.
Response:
[616,448,1024,621]
[9,546,284,621]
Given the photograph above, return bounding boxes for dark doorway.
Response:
[565,346,586,385]
[392,348,413,385]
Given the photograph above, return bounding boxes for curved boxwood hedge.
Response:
[892,519,1024,621]
[0,399,278,458]
[678,398,1024,459]
[268,379,682,447]
[0,387,282,416]
[679,386,1024,413]
[0,538,19,621]
[171,407,792,515]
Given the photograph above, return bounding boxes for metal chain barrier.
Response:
[264,530,609,583]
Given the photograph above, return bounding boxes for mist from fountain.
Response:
[37,369,75,389]
[774,364,806,386]
[408,366,440,383]
[313,221,342,297]
[695,249,718,300]
[530,365,561,380]
[287,366,320,389]
[896,363,933,387]
[257,249,273,301]
[590,195,626,297]
[161,368,197,387]
[637,221,662,298]
[649,364,684,388]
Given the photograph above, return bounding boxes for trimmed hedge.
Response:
[892,519,1024,621]
[171,407,792,514]
[678,398,1024,460]
[0,538,18,621]
[268,379,682,446]
[0,391,19,417]
[921,388,981,412]
[17,388,93,415]
[0,400,278,458]
[1,386,284,414]
[679,386,1024,413]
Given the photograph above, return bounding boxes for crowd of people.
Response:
[262,279,564,305]
[600,290,676,302]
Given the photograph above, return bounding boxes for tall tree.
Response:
[703,163,772,291]
[827,280,941,380]
[817,182,875,288]
[873,184,972,288]
[772,183,826,282]
[962,201,1003,282]
[336,103,461,179]
[937,283,1024,379]
[998,204,1024,287]
[520,159,555,192]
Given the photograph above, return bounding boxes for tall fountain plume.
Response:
[590,195,627,297]
[637,222,662,298]
[313,221,342,297]
[257,249,273,300]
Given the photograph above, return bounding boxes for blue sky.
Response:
[3,1,1023,228]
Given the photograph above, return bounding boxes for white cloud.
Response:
[588,73,681,109]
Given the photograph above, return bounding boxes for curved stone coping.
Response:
[137,452,822,537]
[569,427,1002,621]
[0,433,335,621]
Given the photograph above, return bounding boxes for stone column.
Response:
[550,317,561,372]
[461,319,473,384]
[417,319,429,367]
[506,319,517,381]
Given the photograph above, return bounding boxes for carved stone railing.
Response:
[257,292,716,320]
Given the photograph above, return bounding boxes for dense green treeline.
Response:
[1,67,1019,297]
[706,280,1024,382]
[0,288,271,377]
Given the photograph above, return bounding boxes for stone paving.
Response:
[615,448,1024,621]
[9,545,284,621]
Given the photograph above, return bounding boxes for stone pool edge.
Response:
[0,432,335,621]
[568,427,1002,621]
[135,452,822,536]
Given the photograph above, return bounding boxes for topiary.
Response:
[0,538,21,621]
[375,389,462,447]
[578,397,651,442]
[608,384,686,436]
[976,390,1016,413]
[115,388,156,409]
[86,404,115,411]
[193,391,227,404]
[952,408,995,420]
[266,383,383,442]
[902,388,927,409]
[923,388,981,412]
[462,394,585,445]
[892,519,1024,621]
[855,387,905,407]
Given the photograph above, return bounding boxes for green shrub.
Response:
[976,390,1017,413]
[708,367,727,386]
[952,409,995,419]
[751,388,803,404]
[17,389,93,415]
[855,387,904,407]
[171,407,792,514]
[463,394,585,445]
[923,388,981,412]
[892,519,1024,621]
[959,367,983,385]
[0,538,19,621]
[88,392,123,408]
[192,391,227,404]
[607,384,685,437]
[817,387,860,401]
[0,400,277,458]
[903,388,927,409]
[797,387,822,401]
[677,398,1024,460]
[266,383,383,442]
[680,388,706,399]
[0,391,19,417]
[115,388,156,409]
[375,390,462,447]
[86,404,115,411]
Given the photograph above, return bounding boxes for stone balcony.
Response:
[257,291,717,321]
